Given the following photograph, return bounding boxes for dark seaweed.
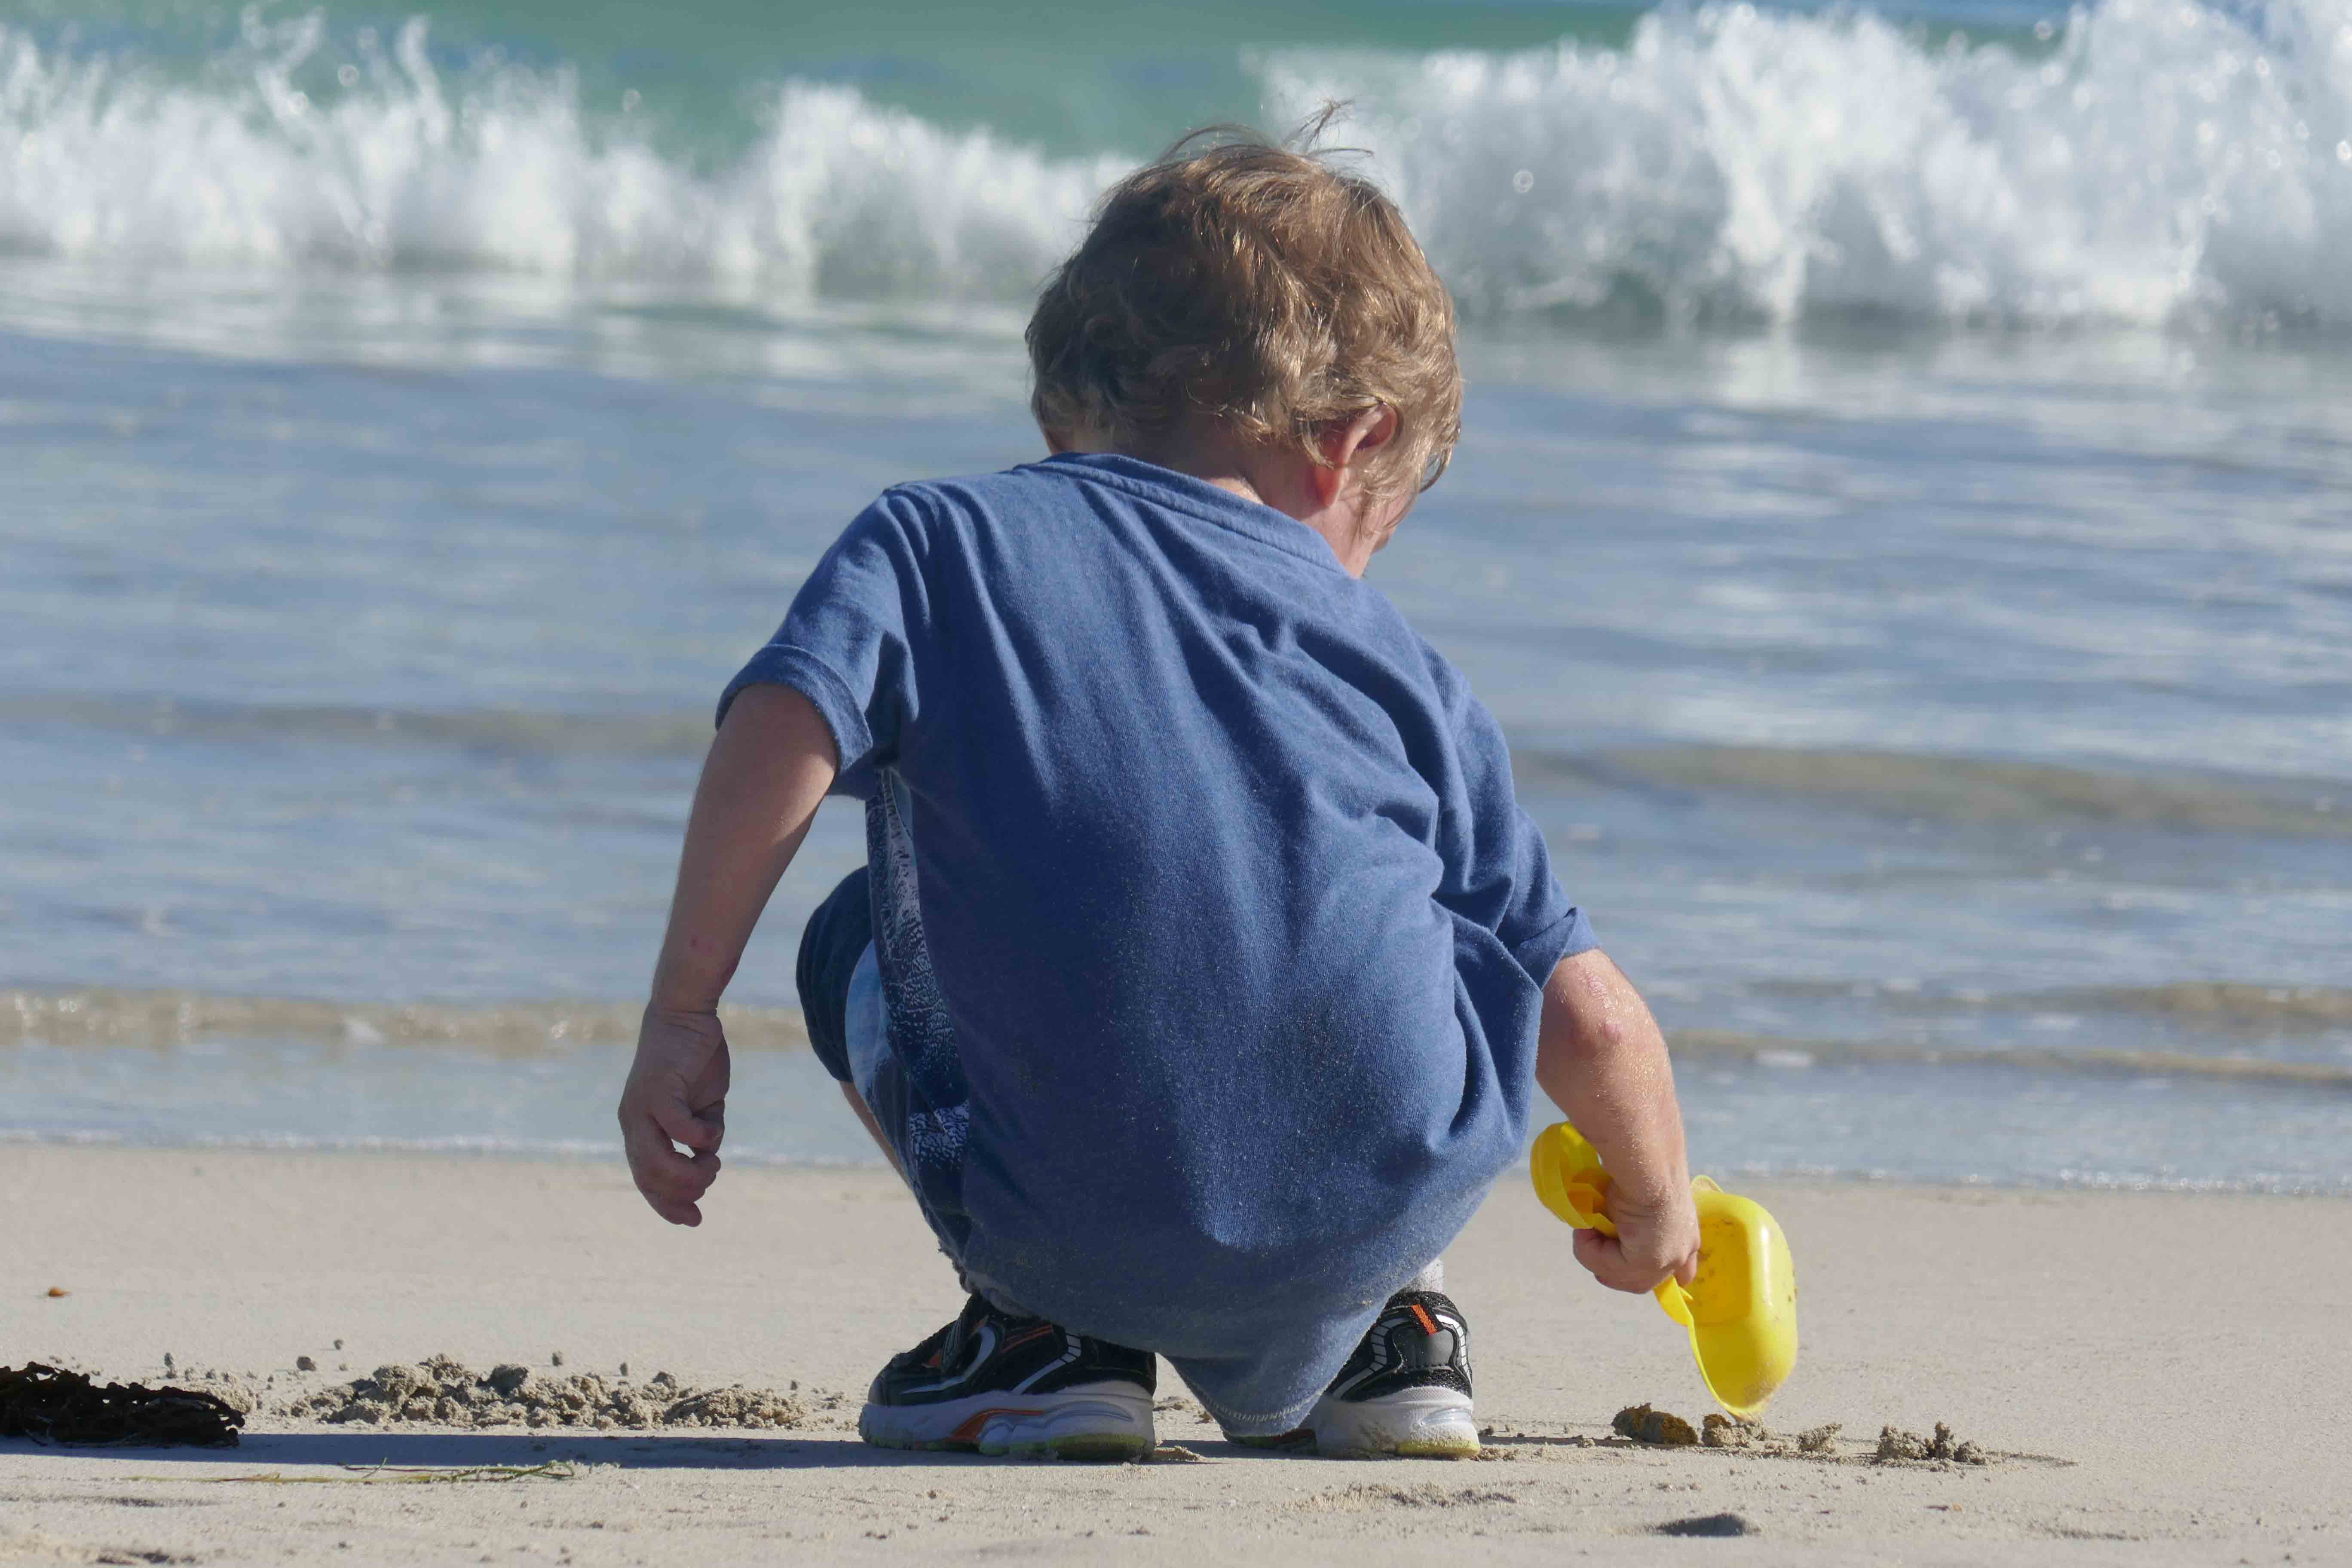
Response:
[0,1362,243,1448]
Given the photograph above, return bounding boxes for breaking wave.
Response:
[3,0,2352,328]
[1270,0,2352,326]
[0,13,1123,302]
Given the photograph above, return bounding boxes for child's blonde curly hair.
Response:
[1027,118,1461,508]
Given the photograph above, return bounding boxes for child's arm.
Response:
[619,686,839,1226]
[1534,950,1703,1292]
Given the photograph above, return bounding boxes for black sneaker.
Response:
[1235,1289,1477,1458]
[857,1294,1157,1461]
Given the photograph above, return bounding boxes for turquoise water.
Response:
[2,0,2349,1191]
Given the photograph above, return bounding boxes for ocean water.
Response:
[3,0,2349,1193]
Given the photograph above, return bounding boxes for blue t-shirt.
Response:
[722,452,1591,1402]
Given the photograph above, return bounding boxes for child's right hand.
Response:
[1533,949,1705,1295]
[1571,1186,1701,1295]
[618,1004,731,1227]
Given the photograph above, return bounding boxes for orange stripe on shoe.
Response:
[948,1406,1045,1443]
[1409,1303,1439,1336]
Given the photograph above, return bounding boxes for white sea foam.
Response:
[3,0,2351,326]
[1268,0,2352,326]
[0,13,1124,300]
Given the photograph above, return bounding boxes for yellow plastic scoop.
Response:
[1530,1121,1798,1418]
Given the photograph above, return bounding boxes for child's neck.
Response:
[1070,421,1381,579]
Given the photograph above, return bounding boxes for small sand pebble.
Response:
[296,1356,317,1372]
[551,1352,565,1368]
[45,1286,68,1298]
[333,1339,344,1351]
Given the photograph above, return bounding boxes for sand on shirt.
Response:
[1,1144,2345,1566]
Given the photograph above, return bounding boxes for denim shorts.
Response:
[793,865,1418,1436]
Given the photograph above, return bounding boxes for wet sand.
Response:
[3,1145,2346,1564]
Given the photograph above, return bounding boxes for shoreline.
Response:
[3,1128,2346,1200]
[5,1144,2348,1563]
[15,981,2351,1078]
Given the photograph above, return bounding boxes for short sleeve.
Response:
[715,495,931,798]
[1436,684,1596,985]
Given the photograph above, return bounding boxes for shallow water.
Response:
[3,0,2348,1191]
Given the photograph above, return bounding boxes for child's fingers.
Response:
[1572,1227,1666,1294]
[622,1108,722,1226]
[649,1091,726,1155]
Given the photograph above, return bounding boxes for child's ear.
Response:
[1308,404,1392,496]
[1309,406,1401,505]
[1320,405,1399,468]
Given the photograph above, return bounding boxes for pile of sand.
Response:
[1874,1421,1988,1465]
[1612,1405,1981,1464]
[1701,1414,1844,1454]
[278,1357,817,1431]
[150,1364,265,1417]
[1611,1403,1701,1446]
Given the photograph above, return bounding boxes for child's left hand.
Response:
[618,1005,731,1226]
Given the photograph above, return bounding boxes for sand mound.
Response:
[1698,1413,1845,1455]
[1611,1403,1699,1446]
[1614,1406,1986,1465]
[279,1357,811,1431]
[1874,1422,1988,1465]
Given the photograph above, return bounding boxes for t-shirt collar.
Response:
[1033,451,1350,573]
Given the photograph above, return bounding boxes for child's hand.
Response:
[619,1004,731,1226]
[1534,951,1704,1295]
[1571,1188,1701,1295]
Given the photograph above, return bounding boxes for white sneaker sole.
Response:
[858,1380,1156,1461]
[1311,1384,1480,1459]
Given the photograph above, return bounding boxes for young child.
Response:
[618,131,1700,1461]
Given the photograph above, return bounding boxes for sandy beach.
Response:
[2,1145,2343,1565]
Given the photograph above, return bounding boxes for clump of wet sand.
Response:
[1611,1406,1995,1467]
[278,1356,823,1432]
[1612,1404,1699,1446]
[1700,1413,1770,1449]
[144,1366,266,1417]
[1697,1413,1845,1455]
[1875,1421,1987,1465]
